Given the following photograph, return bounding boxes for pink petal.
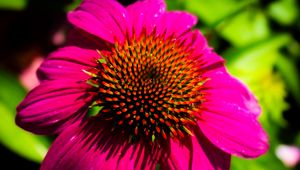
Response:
[66,28,110,50]
[16,80,92,135]
[156,11,197,38]
[161,126,230,170]
[183,31,225,72]
[41,120,163,170]
[127,0,166,36]
[37,46,98,81]
[68,0,129,43]
[178,30,224,73]
[198,69,268,158]
[203,67,261,116]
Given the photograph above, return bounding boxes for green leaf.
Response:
[65,0,81,11]
[0,69,49,162]
[166,0,185,10]
[0,103,49,163]
[267,0,298,25]
[276,55,300,105]
[184,0,256,26]
[256,72,289,126]
[0,69,27,111]
[218,9,270,47]
[223,34,291,67]
[0,0,26,10]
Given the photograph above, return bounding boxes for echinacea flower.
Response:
[16,0,268,169]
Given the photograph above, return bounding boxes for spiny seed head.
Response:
[86,30,207,142]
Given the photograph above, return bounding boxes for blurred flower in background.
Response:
[276,145,300,168]
[19,57,43,90]
[0,0,299,169]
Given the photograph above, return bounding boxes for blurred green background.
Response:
[0,0,299,169]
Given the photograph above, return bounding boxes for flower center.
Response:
[86,31,207,142]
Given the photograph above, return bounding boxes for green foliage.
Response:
[0,69,50,163]
[0,0,26,10]
[218,9,270,47]
[276,55,300,105]
[65,0,81,11]
[184,0,256,27]
[267,0,298,25]
[182,0,299,169]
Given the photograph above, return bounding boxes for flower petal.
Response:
[66,28,111,50]
[41,120,163,170]
[198,69,268,158]
[37,46,98,81]
[203,67,261,116]
[161,127,230,170]
[183,31,225,73]
[16,80,92,135]
[68,0,129,43]
[156,11,197,38]
[127,0,166,36]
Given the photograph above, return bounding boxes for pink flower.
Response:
[276,145,300,168]
[16,0,268,169]
[19,57,43,90]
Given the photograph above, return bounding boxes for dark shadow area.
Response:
[0,144,40,169]
[118,0,137,6]
[0,0,72,166]
[0,0,71,74]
